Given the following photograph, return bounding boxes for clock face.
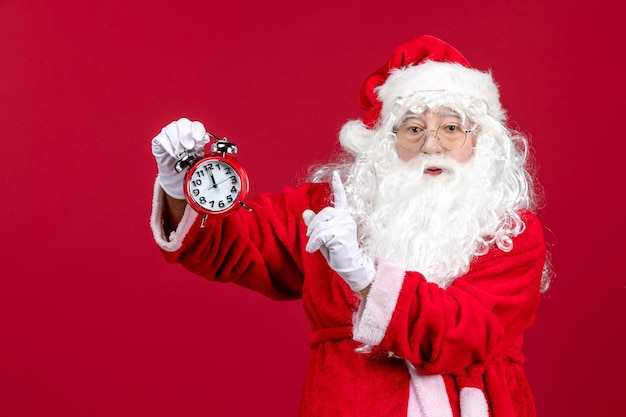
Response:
[184,157,248,216]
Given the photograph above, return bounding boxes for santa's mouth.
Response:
[424,167,444,176]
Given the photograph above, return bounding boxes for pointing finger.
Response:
[331,171,348,210]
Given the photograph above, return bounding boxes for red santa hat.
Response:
[359,35,505,128]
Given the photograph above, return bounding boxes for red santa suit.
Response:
[150,177,546,417]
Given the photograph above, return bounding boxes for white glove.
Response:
[303,171,375,292]
[151,118,209,199]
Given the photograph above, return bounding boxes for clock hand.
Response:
[214,175,236,187]
[207,166,218,188]
[204,175,237,194]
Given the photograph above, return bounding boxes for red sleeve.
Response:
[353,212,546,376]
[151,180,330,301]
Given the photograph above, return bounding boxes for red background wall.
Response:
[1,1,624,416]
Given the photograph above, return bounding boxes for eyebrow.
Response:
[401,116,420,124]
[401,109,462,124]
[435,109,461,119]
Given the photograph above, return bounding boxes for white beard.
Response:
[348,154,494,288]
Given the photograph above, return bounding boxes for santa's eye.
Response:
[407,125,425,134]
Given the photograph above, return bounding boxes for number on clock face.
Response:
[187,160,241,212]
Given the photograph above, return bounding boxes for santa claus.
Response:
[151,35,551,417]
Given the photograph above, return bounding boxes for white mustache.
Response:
[402,154,463,181]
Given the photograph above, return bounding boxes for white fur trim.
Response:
[353,258,404,346]
[150,176,199,252]
[407,362,453,417]
[407,378,424,417]
[377,61,504,123]
[339,119,377,156]
[459,387,489,417]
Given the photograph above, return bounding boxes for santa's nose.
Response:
[421,132,442,154]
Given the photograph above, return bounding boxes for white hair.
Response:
[309,96,551,291]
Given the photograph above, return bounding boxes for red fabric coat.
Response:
[150,179,546,417]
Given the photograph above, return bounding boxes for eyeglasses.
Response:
[393,122,472,151]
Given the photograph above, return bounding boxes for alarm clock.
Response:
[175,134,251,225]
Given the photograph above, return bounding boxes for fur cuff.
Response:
[150,177,198,252]
[353,257,404,346]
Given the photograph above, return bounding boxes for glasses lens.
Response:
[436,123,467,150]
[395,122,469,152]
[396,123,426,152]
